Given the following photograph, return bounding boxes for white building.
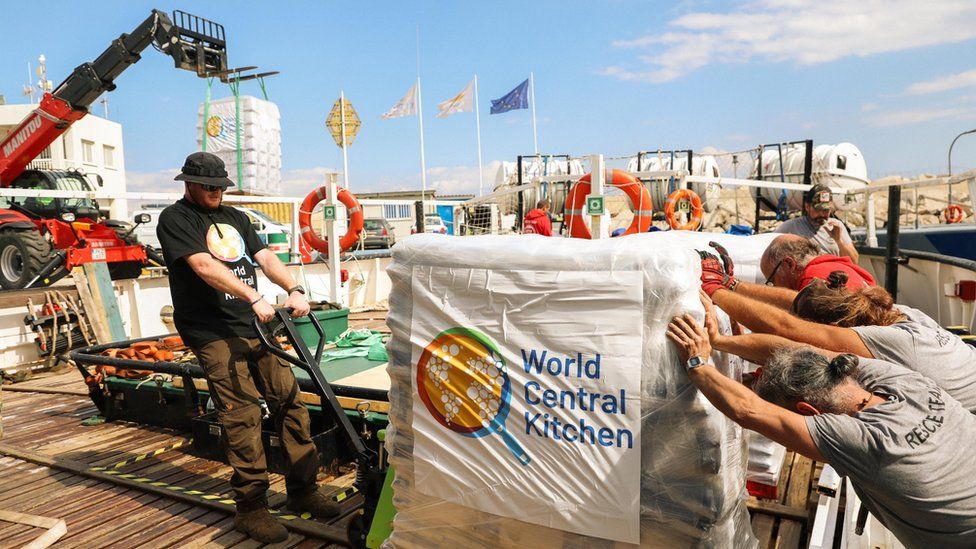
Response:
[0,102,127,217]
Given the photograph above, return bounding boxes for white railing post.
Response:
[865,187,878,247]
[325,176,343,307]
[589,154,608,239]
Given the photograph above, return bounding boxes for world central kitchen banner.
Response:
[409,265,643,543]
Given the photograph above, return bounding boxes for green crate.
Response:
[294,307,349,348]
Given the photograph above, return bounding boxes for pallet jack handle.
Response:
[252,308,373,460]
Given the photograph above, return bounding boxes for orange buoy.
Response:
[563,169,652,239]
[664,188,704,231]
[945,204,965,224]
[298,186,364,255]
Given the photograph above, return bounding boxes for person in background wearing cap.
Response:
[156,152,338,543]
[775,184,858,262]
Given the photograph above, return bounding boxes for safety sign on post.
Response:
[322,205,337,221]
[586,195,606,216]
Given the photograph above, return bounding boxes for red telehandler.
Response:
[0,10,232,289]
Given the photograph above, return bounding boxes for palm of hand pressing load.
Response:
[666,313,713,363]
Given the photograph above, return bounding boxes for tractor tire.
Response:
[0,230,55,290]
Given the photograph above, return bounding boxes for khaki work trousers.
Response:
[194,337,318,512]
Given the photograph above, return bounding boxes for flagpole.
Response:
[530,72,539,155]
[417,77,428,198]
[474,75,484,196]
[339,90,350,191]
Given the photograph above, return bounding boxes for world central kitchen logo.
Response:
[416,328,531,465]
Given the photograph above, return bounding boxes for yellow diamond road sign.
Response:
[326,98,361,147]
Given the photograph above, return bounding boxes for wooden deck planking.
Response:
[0,312,391,547]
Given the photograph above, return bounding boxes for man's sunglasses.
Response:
[193,183,224,192]
[765,259,785,286]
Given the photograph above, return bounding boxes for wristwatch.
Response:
[686,356,707,370]
[287,285,306,295]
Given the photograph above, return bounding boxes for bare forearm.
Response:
[836,239,859,262]
[687,365,762,427]
[714,333,838,365]
[255,250,297,292]
[711,288,796,335]
[734,281,797,310]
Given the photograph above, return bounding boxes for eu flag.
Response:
[490,79,530,114]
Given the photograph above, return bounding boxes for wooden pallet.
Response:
[747,452,831,548]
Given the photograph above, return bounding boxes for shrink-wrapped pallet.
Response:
[196,95,282,195]
[385,232,777,547]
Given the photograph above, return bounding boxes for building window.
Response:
[383,204,412,220]
[103,145,115,168]
[82,140,95,164]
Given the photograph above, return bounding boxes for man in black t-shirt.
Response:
[157,152,338,543]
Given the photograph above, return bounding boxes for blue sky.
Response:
[2,0,976,196]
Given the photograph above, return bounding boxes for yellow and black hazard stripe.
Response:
[330,485,359,503]
[89,438,358,521]
[89,438,193,471]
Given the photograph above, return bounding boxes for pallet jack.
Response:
[253,308,395,547]
[71,308,396,547]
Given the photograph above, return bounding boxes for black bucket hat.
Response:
[174,152,234,188]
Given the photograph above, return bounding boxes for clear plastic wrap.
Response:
[196,95,282,195]
[385,232,777,547]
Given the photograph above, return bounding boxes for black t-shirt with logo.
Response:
[156,198,267,348]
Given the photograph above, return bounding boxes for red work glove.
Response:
[709,241,734,277]
[698,250,738,297]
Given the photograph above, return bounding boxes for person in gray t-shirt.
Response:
[804,357,976,548]
[788,276,976,413]
[668,311,976,548]
[775,184,857,261]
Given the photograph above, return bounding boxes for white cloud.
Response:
[866,107,976,127]
[861,103,880,112]
[904,69,976,95]
[699,146,729,155]
[604,0,976,83]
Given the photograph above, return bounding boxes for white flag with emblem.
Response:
[381,82,418,119]
[436,78,475,118]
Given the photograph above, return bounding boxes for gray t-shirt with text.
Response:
[805,359,976,547]
[853,317,976,413]
[775,215,851,256]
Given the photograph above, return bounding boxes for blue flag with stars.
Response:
[490,79,530,114]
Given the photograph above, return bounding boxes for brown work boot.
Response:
[287,489,342,518]
[234,507,288,543]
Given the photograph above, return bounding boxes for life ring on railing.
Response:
[563,169,652,239]
[664,188,704,231]
[945,204,965,224]
[299,186,364,255]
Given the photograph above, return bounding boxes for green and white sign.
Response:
[322,205,337,221]
[586,195,605,216]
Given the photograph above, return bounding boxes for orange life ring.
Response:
[563,169,652,239]
[298,186,364,255]
[945,204,965,224]
[664,188,704,231]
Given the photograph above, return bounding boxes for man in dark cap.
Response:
[775,184,858,261]
[156,152,338,543]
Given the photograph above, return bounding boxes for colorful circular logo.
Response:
[206,223,244,262]
[206,115,223,138]
[417,327,530,465]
